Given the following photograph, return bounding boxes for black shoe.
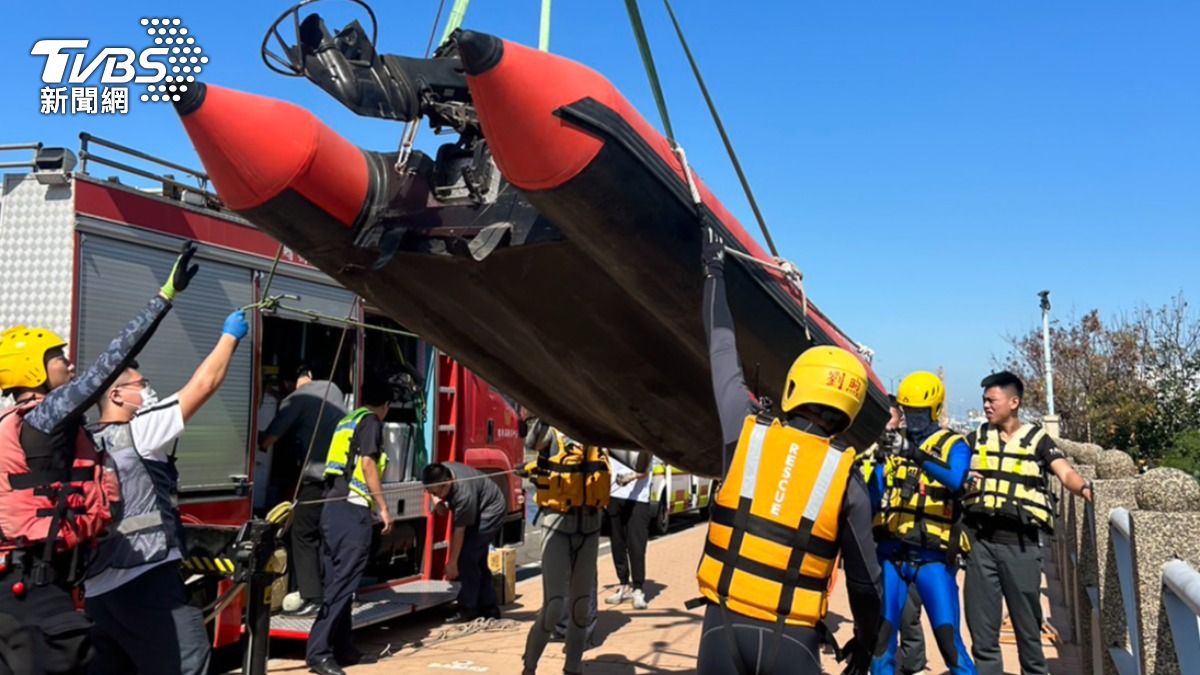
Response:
[444,610,476,624]
[287,600,321,617]
[480,606,501,620]
[308,657,347,675]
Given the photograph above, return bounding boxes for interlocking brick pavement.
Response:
[261,521,1079,674]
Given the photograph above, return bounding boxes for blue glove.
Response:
[222,310,249,340]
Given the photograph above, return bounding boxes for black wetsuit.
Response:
[1,295,171,675]
[696,258,882,675]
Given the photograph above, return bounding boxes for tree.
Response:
[999,294,1199,460]
[1134,294,1200,457]
[1001,310,1153,452]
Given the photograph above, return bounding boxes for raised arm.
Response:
[701,227,758,473]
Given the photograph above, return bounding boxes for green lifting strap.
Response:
[539,0,552,52]
[622,0,677,144]
[440,0,471,45]
[660,0,779,258]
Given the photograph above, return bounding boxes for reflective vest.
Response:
[873,429,967,554]
[527,431,610,512]
[85,423,182,577]
[0,401,114,554]
[696,415,853,627]
[323,408,388,509]
[963,423,1053,529]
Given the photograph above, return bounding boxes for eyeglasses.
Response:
[116,379,150,391]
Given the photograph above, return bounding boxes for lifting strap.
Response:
[622,0,811,339]
[539,0,552,52]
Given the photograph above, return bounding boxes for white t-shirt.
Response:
[85,395,186,598]
[609,454,650,503]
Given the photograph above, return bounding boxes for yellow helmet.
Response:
[896,371,945,421]
[780,346,869,431]
[0,326,67,392]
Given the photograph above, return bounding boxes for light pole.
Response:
[1039,290,1060,435]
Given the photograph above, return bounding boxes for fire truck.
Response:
[0,136,527,647]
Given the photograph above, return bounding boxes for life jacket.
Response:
[526,431,610,512]
[873,429,969,555]
[0,401,114,555]
[696,415,853,627]
[323,408,388,509]
[963,422,1053,530]
[85,423,182,577]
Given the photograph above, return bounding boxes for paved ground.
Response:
[256,520,1080,674]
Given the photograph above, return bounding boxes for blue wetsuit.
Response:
[869,431,976,675]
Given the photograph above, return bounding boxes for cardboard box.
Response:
[488,546,517,605]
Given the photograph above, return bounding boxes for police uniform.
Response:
[963,423,1062,675]
[305,408,386,668]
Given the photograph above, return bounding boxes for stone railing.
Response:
[1052,439,1200,675]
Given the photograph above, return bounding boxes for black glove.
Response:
[701,225,726,276]
[160,240,200,301]
[838,637,871,675]
[894,438,925,464]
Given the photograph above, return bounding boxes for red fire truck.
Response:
[0,136,527,648]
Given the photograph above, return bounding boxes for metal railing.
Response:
[78,132,223,206]
[0,142,44,170]
[1108,507,1140,674]
[1161,560,1200,674]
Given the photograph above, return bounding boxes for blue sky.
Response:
[3,1,1196,416]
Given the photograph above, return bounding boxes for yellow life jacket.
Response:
[323,408,388,509]
[873,429,968,554]
[857,443,878,483]
[963,423,1053,529]
[696,415,853,627]
[526,432,610,512]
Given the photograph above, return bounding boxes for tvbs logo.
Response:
[32,18,208,115]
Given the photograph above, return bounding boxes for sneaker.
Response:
[605,585,632,605]
[631,589,648,610]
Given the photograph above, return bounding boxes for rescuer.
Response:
[696,227,880,675]
[0,240,198,675]
[518,420,610,675]
[83,309,249,675]
[869,371,975,675]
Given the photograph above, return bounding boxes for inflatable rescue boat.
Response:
[175,18,888,476]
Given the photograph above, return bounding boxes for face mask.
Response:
[904,408,938,441]
[137,385,160,410]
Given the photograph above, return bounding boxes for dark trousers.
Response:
[899,583,927,674]
[290,481,326,603]
[696,604,822,675]
[305,501,371,664]
[85,563,210,675]
[456,527,498,612]
[607,498,651,589]
[0,576,91,675]
[965,532,1047,675]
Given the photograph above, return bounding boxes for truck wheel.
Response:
[653,497,669,536]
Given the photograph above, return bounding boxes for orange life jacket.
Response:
[0,401,115,553]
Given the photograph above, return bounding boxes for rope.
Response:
[439,0,471,45]
[397,0,464,174]
[292,466,525,508]
[660,0,780,259]
[413,617,522,648]
[723,247,810,341]
[538,0,552,52]
[623,0,676,143]
[290,296,361,502]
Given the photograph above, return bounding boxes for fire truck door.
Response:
[77,234,254,494]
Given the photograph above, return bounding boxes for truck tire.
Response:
[653,494,669,536]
